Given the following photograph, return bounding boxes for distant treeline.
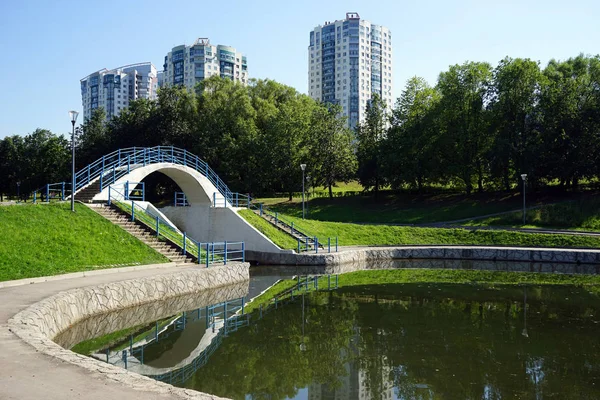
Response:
[359,54,600,196]
[1,54,599,201]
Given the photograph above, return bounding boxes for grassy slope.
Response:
[463,196,600,231]
[242,209,600,250]
[0,203,167,281]
[238,209,297,249]
[258,191,525,224]
[259,189,600,228]
[247,269,600,312]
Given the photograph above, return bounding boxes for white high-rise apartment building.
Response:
[80,62,158,121]
[162,38,248,90]
[308,13,393,128]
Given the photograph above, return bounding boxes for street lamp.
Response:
[300,163,307,219]
[69,110,79,212]
[521,174,527,225]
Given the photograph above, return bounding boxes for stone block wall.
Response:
[8,263,249,400]
[247,246,600,266]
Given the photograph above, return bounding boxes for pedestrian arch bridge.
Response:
[73,146,283,253]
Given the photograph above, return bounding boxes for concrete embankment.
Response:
[2,263,249,400]
[247,245,600,267]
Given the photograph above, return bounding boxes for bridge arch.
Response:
[92,163,220,206]
[72,146,284,254]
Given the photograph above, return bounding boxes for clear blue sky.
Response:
[1,0,598,138]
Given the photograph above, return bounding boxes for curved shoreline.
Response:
[4,246,600,399]
[6,263,249,400]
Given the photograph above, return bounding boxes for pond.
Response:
[61,264,600,399]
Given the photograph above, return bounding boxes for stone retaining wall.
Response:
[8,263,249,400]
[54,281,248,350]
[247,246,600,266]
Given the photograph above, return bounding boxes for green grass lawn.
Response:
[462,196,600,231]
[239,210,600,250]
[0,203,168,281]
[239,210,297,249]
[257,188,600,227]
[257,191,526,224]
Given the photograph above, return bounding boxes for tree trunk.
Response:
[288,192,292,202]
[328,184,333,200]
[477,159,484,193]
[503,168,510,191]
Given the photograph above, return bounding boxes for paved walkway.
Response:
[0,263,208,400]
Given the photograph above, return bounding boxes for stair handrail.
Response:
[248,202,312,239]
[107,186,244,265]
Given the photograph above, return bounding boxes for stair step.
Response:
[87,203,199,263]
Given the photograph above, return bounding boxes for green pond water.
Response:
[72,283,600,399]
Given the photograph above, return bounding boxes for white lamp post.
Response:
[300,163,307,219]
[69,111,79,212]
[521,174,528,225]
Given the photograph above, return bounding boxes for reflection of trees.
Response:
[349,284,600,400]
[183,284,600,400]
[186,292,358,399]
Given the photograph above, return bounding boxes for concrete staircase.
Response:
[87,203,195,264]
[75,180,102,203]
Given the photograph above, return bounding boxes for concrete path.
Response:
[0,262,209,400]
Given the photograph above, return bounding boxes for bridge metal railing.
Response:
[253,275,340,318]
[98,297,247,373]
[31,145,329,254]
[32,182,70,203]
[173,191,189,207]
[71,146,237,205]
[246,201,339,253]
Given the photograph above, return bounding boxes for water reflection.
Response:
[63,262,600,399]
[187,284,600,399]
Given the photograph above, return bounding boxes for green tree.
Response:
[386,77,442,192]
[436,62,493,194]
[356,94,388,198]
[77,107,109,167]
[196,76,257,192]
[488,57,543,190]
[108,98,159,149]
[309,103,357,199]
[0,135,25,200]
[538,55,600,190]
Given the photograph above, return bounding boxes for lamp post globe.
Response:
[69,111,79,212]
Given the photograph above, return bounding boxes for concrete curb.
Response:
[0,262,181,289]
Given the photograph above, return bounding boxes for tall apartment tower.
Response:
[308,13,393,128]
[162,38,248,90]
[80,63,158,121]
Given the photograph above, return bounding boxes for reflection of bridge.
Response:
[93,297,249,381]
[87,274,339,387]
